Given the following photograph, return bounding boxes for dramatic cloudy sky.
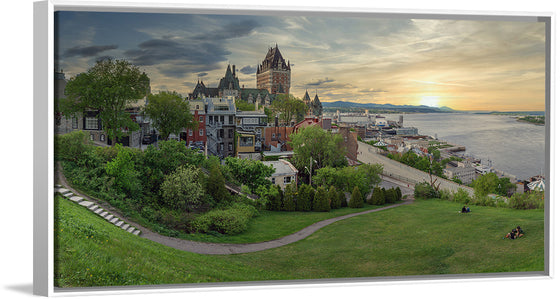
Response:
[55,11,547,111]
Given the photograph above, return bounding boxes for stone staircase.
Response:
[54,185,141,236]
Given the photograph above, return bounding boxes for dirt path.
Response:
[56,162,414,255]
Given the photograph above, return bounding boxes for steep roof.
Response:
[257,44,290,74]
[218,64,240,91]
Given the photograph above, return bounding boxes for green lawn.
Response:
[54,196,545,288]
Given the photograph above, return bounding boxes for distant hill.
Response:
[322,101,455,113]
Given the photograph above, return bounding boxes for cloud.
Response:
[359,88,389,93]
[306,77,335,86]
[64,45,118,57]
[194,19,260,40]
[198,72,208,77]
[95,55,114,62]
[239,65,255,75]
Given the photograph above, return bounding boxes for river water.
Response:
[382,113,547,181]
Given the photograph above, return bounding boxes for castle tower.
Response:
[256,44,291,95]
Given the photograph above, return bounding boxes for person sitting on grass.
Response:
[461,206,467,213]
[515,226,524,238]
[505,229,517,240]
[466,206,471,213]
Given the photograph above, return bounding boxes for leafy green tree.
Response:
[235,99,256,111]
[105,144,141,197]
[313,186,331,212]
[271,94,308,125]
[339,189,348,207]
[160,165,205,212]
[395,187,402,201]
[224,157,275,193]
[473,172,499,198]
[328,186,341,209]
[496,177,516,196]
[349,186,363,208]
[264,185,283,211]
[453,188,472,204]
[283,183,297,211]
[62,59,150,146]
[289,125,347,183]
[144,91,195,141]
[385,188,397,203]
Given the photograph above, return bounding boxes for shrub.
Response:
[313,186,331,212]
[385,188,398,204]
[206,161,229,203]
[508,192,544,210]
[369,187,385,205]
[414,182,440,199]
[160,165,206,212]
[193,204,257,235]
[105,144,142,198]
[339,190,348,207]
[395,187,402,201]
[296,184,315,211]
[349,186,363,208]
[55,130,94,162]
[453,188,471,204]
[283,183,297,211]
[328,186,341,209]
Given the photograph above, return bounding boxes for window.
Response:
[220,116,224,123]
[100,134,105,142]
[199,116,203,122]
[272,133,276,139]
[271,177,276,184]
[189,129,193,136]
[229,116,234,124]
[72,117,78,129]
[240,136,254,147]
[199,129,204,136]
[219,129,224,138]
[284,176,292,184]
[196,105,200,109]
[228,129,233,138]
[228,143,233,151]
[89,134,95,141]
[278,133,281,138]
[220,143,224,151]
[85,117,99,130]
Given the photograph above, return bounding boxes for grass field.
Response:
[54,196,544,287]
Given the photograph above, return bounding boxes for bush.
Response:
[508,192,544,210]
[313,186,331,212]
[453,188,472,204]
[339,190,348,207]
[369,187,385,205]
[283,183,297,211]
[296,184,315,211]
[55,130,94,162]
[414,182,440,199]
[193,204,257,235]
[206,161,229,203]
[328,186,341,209]
[349,186,363,208]
[160,165,206,212]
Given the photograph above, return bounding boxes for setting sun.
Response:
[420,96,440,107]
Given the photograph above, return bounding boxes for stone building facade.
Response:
[256,44,291,95]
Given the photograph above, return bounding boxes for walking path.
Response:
[56,163,414,255]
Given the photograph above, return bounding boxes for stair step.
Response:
[115,220,124,227]
[94,208,104,214]
[69,196,83,203]
[132,230,141,236]
[105,215,114,221]
[99,211,108,218]
[121,224,130,230]
[78,201,94,208]
[57,188,70,194]
[88,205,99,211]
[62,191,74,197]
[110,217,119,224]
[126,227,135,233]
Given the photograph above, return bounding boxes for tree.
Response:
[313,186,331,212]
[63,59,150,146]
[144,91,195,141]
[349,186,363,208]
[289,125,347,182]
[473,172,499,198]
[224,157,275,193]
[105,144,142,197]
[496,177,516,196]
[160,165,205,212]
[271,94,307,125]
[339,189,348,207]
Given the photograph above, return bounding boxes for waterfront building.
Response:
[396,127,419,136]
[444,166,477,185]
[262,159,298,190]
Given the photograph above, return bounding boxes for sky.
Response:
[55,10,547,111]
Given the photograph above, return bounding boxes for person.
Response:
[505,229,517,240]
[461,206,467,213]
[515,226,524,238]
[466,206,471,213]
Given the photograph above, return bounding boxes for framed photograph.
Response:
[33,0,553,297]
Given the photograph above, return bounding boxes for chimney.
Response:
[232,65,236,76]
